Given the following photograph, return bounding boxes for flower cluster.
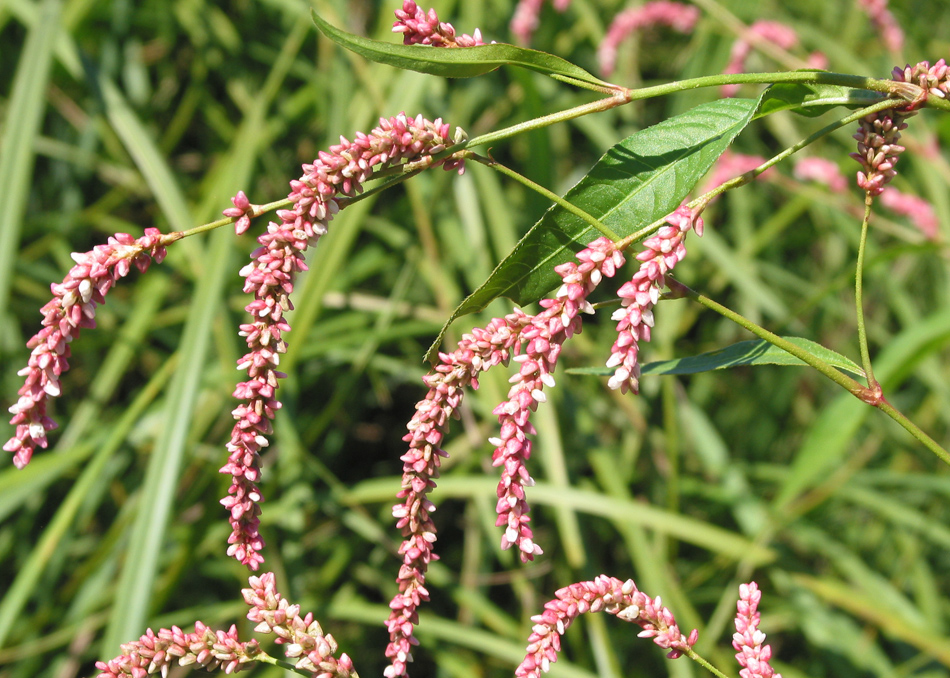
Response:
[224,113,463,570]
[386,310,532,678]
[393,0,485,47]
[491,237,624,561]
[733,582,781,678]
[880,187,939,239]
[857,0,904,53]
[598,1,700,75]
[852,60,949,197]
[517,575,698,677]
[4,228,176,469]
[95,623,261,678]
[607,206,702,394]
[243,573,357,677]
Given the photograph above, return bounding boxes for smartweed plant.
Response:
[4,1,950,676]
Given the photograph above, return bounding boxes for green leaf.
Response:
[311,9,609,88]
[756,81,883,118]
[568,337,865,379]
[425,96,763,362]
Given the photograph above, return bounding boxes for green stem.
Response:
[666,279,950,466]
[855,195,878,389]
[473,154,621,241]
[685,647,731,678]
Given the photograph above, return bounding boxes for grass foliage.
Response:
[3,0,950,676]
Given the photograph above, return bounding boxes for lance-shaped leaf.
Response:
[311,9,609,88]
[756,81,884,118]
[569,337,865,380]
[425,96,763,362]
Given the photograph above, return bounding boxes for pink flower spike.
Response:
[393,0,486,47]
[606,206,701,395]
[94,622,262,678]
[733,582,781,678]
[516,575,697,677]
[598,1,700,75]
[720,20,799,96]
[226,113,464,570]
[5,228,175,469]
[386,309,534,678]
[492,237,624,561]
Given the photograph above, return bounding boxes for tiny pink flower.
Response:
[516,575,697,677]
[598,1,700,75]
[699,150,768,195]
[733,582,781,678]
[607,206,702,395]
[5,228,176,469]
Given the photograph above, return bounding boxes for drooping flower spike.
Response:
[4,228,178,469]
[387,310,533,678]
[95,573,357,678]
[386,236,624,677]
[517,575,698,677]
[491,237,624,561]
[607,205,703,395]
[225,113,465,570]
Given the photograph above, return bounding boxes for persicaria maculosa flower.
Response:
[607,206,702,394]
[5,228,177,469]
[733,582,781,678]
[851,61,949,197]
[393,0,486,47]
[516,575,698,677]
[242,572,357,677]
[387,310,533,678]
[491,236,624,561]
[225,113,465,570]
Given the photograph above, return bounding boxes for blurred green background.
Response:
[3,0,950,676]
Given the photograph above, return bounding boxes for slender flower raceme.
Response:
[387,310,534,678]
[95,623,262,678]
[393,0,486,47]
[243,572,357,677]
[733,582,781,678]
[491,237,624,561]
[224,113,463,570]
[517,575,698,677]
[607,206,702,394]
[4,228,177,469]
[598,1,700,76]
[850,61,948,197]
